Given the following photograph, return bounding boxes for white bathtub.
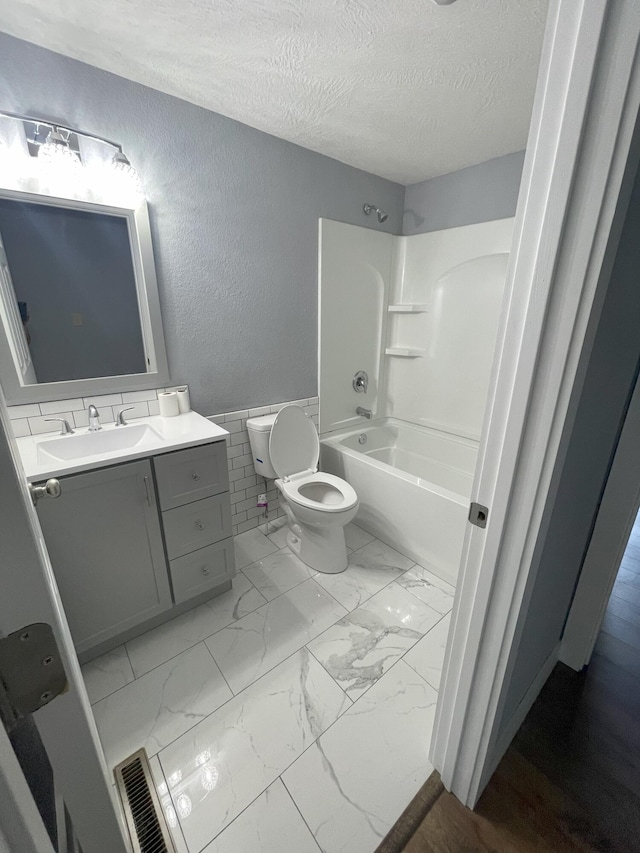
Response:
[320,419,478,585]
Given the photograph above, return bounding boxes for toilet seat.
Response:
[280,472,358,514]
[269,404,319,479]
[270,404,357,514]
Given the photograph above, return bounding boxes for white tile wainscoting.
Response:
[208,398,319,536]
[82,520,454,853]
[8,392,320,538]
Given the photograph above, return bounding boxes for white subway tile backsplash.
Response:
[229,468,246,483]
[8,404,40,420]
[230,432,246,446]
[82,394,123,408]
[147,400,160,416]
[39,398,84,415]
[232,454,253,470]
[227,444,245,460]
[11,418,31,438]
[224,420,243,434]
[248,406,271,417]
[236,475,257,491]
[121,390,158,403]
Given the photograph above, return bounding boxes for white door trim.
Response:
[560,364,640,670]
[431,0,640,806]
[0,395,130,852]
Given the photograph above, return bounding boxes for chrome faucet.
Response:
[356,407,373,420]
[87,404,101,432]
[44,418,74,435]
[115,406,135,426]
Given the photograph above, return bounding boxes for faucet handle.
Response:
[44,418,74,435]
[115,406,136,426]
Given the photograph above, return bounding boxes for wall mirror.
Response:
[0,189,168,404]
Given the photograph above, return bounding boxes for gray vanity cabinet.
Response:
[153,441,234,604]
[36,459,171,654]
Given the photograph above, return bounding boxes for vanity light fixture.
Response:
[38,128,81,171]
[0,111,143,197]
[111,149,143,194]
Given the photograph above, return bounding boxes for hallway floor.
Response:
[512,509,640,853]
[82,520,454,853]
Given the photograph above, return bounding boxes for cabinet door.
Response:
[162,493,232,559]
[154,441,229,510]
[36,459,171,654]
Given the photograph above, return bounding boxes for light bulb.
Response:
[38,129,81,172]
[111,150,143,196]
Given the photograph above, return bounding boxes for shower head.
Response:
[363,203,388,224]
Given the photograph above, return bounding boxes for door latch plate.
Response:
[468,502,489,529]
[0,623,67,732]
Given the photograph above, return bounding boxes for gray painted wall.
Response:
[0,33,404,414]
[402,151,525,235]
[496,160,640,735]
[0,199,145,383]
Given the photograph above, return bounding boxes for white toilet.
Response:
[246,404,358,574]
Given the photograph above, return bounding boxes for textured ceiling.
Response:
[0,0,548,184]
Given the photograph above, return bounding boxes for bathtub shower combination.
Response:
[318,216,513,587]
[322,419,476,585]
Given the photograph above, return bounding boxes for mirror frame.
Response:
[0,187,169,404]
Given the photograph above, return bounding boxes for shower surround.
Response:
[319,217,513,584]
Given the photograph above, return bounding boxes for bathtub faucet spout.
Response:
[356,407,373,419]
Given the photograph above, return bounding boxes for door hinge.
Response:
[0,623,68,732]
[468,502,489,529]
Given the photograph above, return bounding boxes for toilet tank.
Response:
[246,413,278,479]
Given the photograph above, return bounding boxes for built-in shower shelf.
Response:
[385,347,425,358]
[387,304,429,313]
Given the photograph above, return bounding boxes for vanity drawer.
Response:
[154,441,229,509]
[169,539,235,604]
[162,493,232,560]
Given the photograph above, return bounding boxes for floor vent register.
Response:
[113,748,176,853]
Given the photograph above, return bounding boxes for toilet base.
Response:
[284,520,348,574]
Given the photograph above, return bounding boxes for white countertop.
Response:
[17,411,228,482]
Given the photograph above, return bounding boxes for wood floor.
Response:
[378,512,640,853]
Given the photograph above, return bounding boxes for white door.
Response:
[0,388,129,852]
[431,0,640,806]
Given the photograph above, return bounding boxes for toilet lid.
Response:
[269,404,319,479]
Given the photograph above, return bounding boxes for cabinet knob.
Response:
[191,472,200,482]
[195,520,205,530]
[201,566,210,576]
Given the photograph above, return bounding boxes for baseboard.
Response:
[479,643,560,793]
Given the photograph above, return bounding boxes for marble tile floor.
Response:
[83,522,455,853]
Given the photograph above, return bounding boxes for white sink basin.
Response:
[37,424,163,463]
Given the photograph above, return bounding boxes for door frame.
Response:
[0,394,130,852]
[560,362,640,670]
[431,0,640,806]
